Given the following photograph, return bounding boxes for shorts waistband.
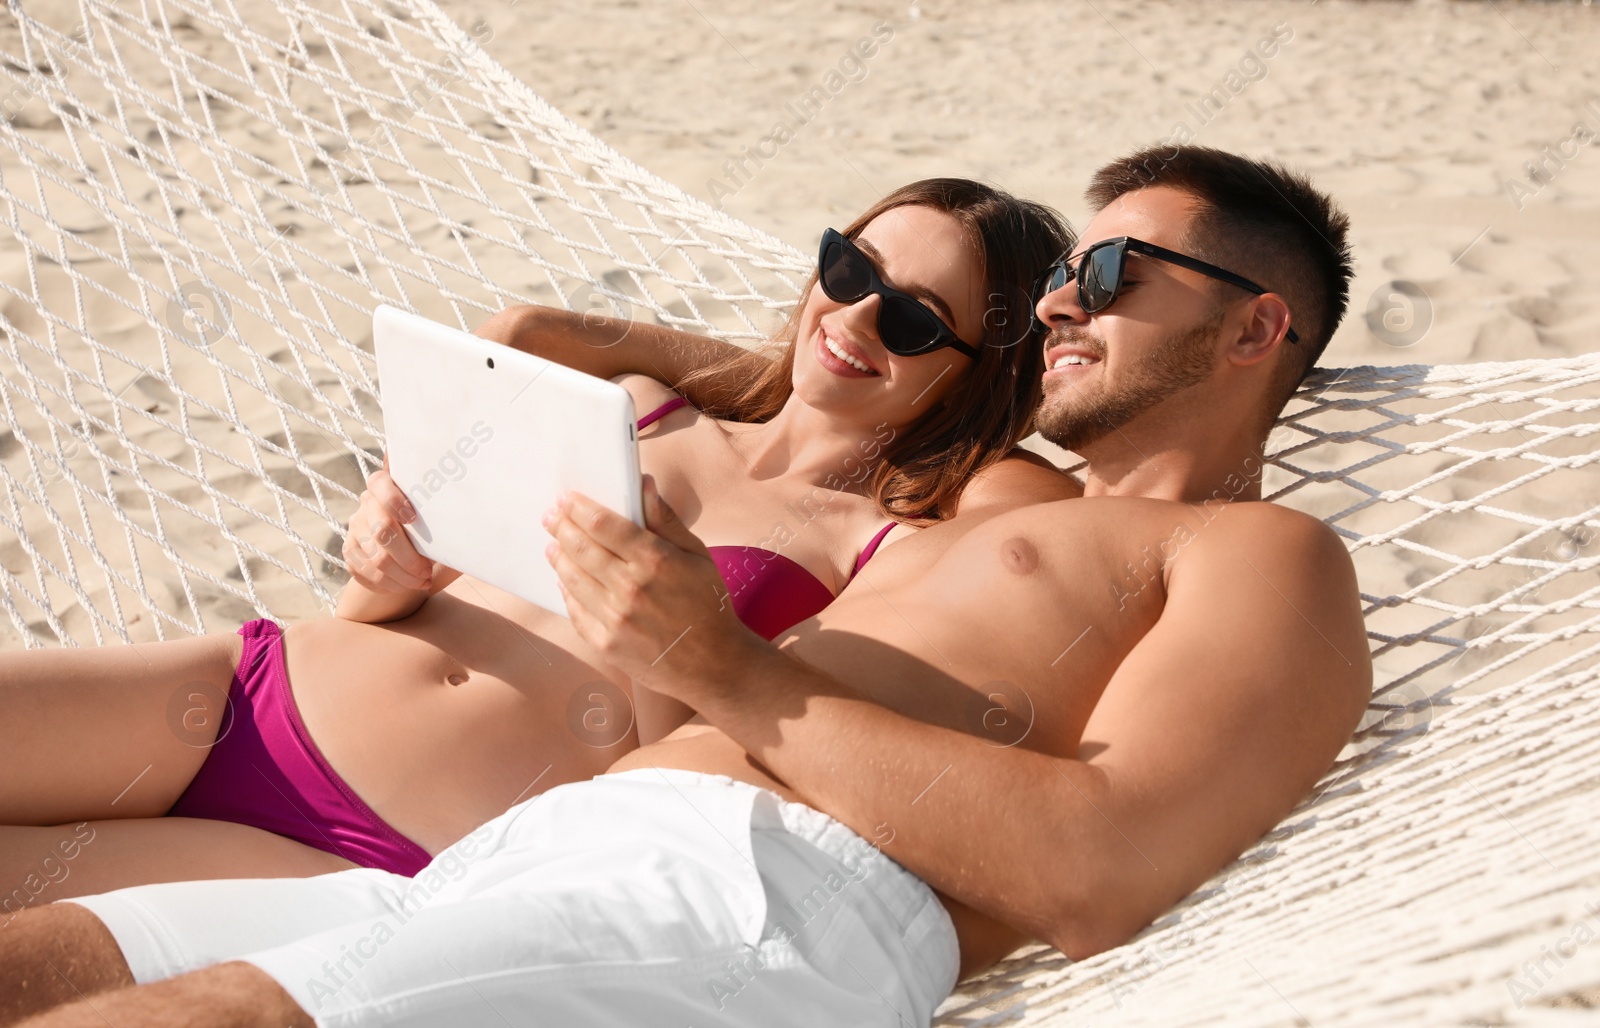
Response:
[601,767,958,993]
[603,768,897,874]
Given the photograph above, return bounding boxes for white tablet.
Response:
[373,304,643,617]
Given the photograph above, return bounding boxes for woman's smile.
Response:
[815,325,881,377]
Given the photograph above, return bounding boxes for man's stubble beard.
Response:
[1034,307,1225,454]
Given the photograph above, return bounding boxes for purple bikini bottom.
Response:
[166,619,431,876]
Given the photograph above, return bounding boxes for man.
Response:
[0,146,1370,1028]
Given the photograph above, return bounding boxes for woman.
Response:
[0,179,1078,903]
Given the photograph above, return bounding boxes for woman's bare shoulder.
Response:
[610,373,686,428]
[957,448,1083,513]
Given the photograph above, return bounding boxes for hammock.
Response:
[0,2,1595,1024]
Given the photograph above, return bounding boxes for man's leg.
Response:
[2,863,424,1027]
[14,961,312,1028]
[0,904,132,1025]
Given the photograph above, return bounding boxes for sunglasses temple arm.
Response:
[1130,241,1300,344]
[1131,243,1260,295]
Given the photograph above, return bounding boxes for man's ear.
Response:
[1227,293,1294,368]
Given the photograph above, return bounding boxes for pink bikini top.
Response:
[637,396,896,640]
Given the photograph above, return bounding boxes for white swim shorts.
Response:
[71,768,960,1027]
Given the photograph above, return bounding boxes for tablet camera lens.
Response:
[486,357,495,369]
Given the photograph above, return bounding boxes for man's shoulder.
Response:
[1161,501,1358,615]
[1166,500,1370,684]
[1182,500,1347,566]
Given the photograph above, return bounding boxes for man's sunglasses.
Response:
[1033,236,1300,344]
[817,228,981,359]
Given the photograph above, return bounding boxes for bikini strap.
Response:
[848,521,898,580]
[636,395,690,431]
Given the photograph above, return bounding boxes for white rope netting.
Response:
[0,2,1594,1025]
[0,0,809,646]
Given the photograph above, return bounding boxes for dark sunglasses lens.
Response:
[1036,263,1072,304]
[1079,246,1121,312]
[878,296,944,354]
[821,240,871,302]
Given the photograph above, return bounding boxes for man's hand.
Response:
[543,478,763,700]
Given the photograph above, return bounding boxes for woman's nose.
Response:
[841,289,883,339]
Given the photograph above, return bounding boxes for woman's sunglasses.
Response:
[817,228,981,359]
[1032,236,1300,344]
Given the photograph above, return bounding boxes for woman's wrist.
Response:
[333,578,429,624]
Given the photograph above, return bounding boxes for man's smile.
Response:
[1043,342,1103,379]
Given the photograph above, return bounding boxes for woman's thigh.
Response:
[0,817,358,915]
[0,632,243,823]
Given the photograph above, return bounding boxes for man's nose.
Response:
[1034,277,1088,328]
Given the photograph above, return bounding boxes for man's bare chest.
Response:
[788,496,1207,755]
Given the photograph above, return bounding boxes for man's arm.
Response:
[547,492,1371,962]
[474,304,768,410]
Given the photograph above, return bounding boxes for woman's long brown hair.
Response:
[678,178,1075,525]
